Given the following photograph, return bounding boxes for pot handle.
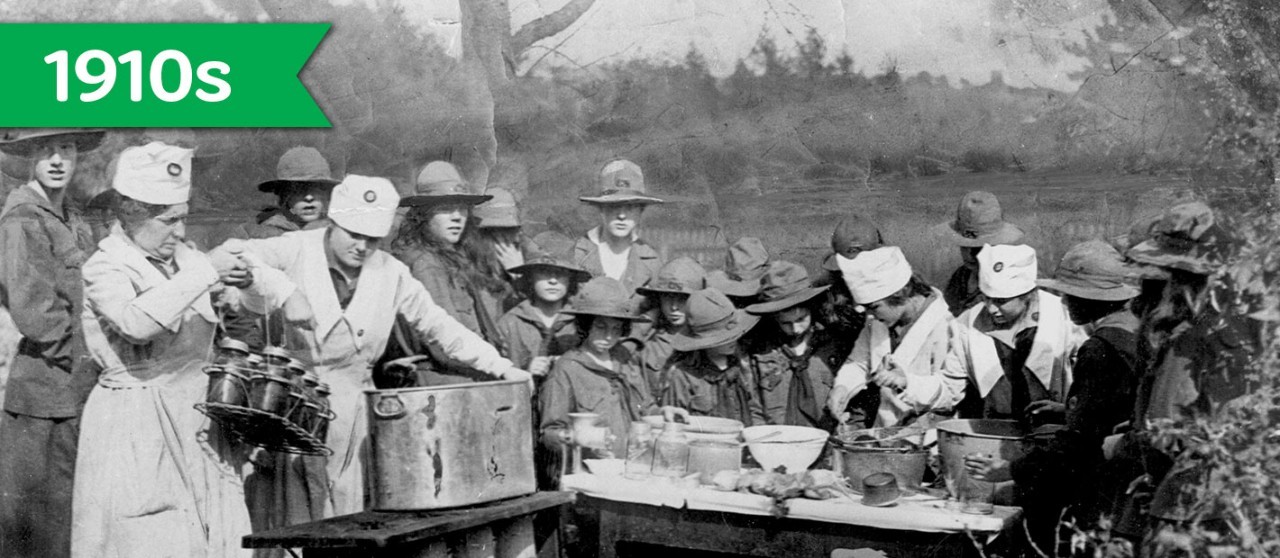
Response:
[373,394,407,419]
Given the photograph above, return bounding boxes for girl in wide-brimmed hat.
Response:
[539,277,686,462]
[497,231,591,377]
[572,159,665,295]
[706,237,771,307]
[463,187,532,313]
[829,247,955,430]
[966,239,1152,553]
[0,127,104,558]
[742,261,842,429]
[939,191,1027,316]
[390,161,503,342]
[660,288,767,426]
[240,146,341,239]
[631,257,708,388]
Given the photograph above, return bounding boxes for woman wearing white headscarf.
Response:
[827,246,956,428]
[73,142,306,558]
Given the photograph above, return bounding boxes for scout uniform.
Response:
[940,191,1026,316]
[743,261,839,430]
[237,147,340,239]
[495,234,591,371]
[631,257,708,389]
[1000,241,1151,549]
[74,143,297,558]
[572,160,664,294]
[832,247,955,428]
[538,277,659,459]
[1119,203,1257,532]
[392,162,500,341]
[942,244,1086,420]
[661,288,767,427]
[0,128,103,558]
[230,175,524,518]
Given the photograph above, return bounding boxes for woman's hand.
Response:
[964,452,1012,482]
[869,355,907,392]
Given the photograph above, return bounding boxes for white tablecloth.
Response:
[561,473,1020,534]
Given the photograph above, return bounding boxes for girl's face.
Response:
[427,203,469,244]
[772,306,812,339]
[531,268,572,304]
[584,317,625,356]
[659,293,690,327]
[599,203,643,240]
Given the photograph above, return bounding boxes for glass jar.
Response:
[651,422,690,478]
[624,421,654,479]
[211,338,252,370]
[688,440,743,484]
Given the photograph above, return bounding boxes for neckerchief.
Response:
[578,348,649,421]
[779,335,822,427]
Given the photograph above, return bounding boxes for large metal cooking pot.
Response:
[365,379,536,510]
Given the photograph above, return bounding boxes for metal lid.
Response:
[217,338,251,354]
[286,358,308,373]
[301,373,320,386]
[315,382,331,394]
[261,346,292,361]
[246,354,264,366]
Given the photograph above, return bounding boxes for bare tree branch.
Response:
[510,0,597,54]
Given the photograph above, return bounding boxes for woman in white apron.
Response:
[828,246,956,428]
[225,175,527,518]
[74,142,302,558]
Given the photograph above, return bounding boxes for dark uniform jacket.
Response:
[539,346,658,458]
[943,264,982,318]
[572,228,663,295]
[746,329,839,430]
[0,184,98,417]
[1011,312,1147,518]
[661,351,767,427]
[494,300,578,370]
[395,245,504,344]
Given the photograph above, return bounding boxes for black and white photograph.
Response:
[0,0,1277,556]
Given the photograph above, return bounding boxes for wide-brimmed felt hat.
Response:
[944,191,1025,248]
[746,261,829,315]
[560,277,650,321]
[707,237,771,297]
[1125,202,1235,275]
[508,231,590,281]
[0,128,105,157]
[256,146,341,194]
[579,159,664,205]
[475,188,520,228]
[669,288,761,352]
[637,257,707,297]
[822,215,886,272]
[400,161,493,207]
[1037,240,1141,301]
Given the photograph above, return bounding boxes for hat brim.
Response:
[635,285,696,298]
[821,253,842,272]
[707,270,761,298]
[257,177,341,194]
[558,308,650,322]
[1036,278,1139,302]
[477,216,521,228]
[0,129,105,157]
[668,312,761,352]
[508,261,591,282]
[1126,239,1219,275]
[745,285,830,315]
[400,193,493,208]
[579,194,664,205]
[945,221,1025,248]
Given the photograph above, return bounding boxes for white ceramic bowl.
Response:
[742,425,828,473]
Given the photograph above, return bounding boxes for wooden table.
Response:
[580,495,1002,558]
[243,491,575,558]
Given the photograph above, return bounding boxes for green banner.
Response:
[0,23,331,127]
